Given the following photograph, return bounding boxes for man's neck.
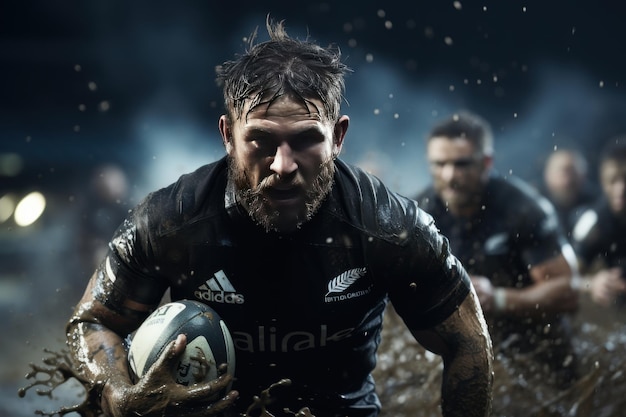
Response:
[448,204,481,219]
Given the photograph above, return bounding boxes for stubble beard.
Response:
[228,156,335,233]
[438,183,482,216]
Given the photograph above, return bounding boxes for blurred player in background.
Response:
[541,148,597,239]
[414,110,580,390]
[572,137,626,308]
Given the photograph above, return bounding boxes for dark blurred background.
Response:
[4,1,626,196]
[3,0,626,414]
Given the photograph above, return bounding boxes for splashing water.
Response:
[17,349,103,417]
[18,295,626,416]
[374,296,626,417]
[19,352,314,417]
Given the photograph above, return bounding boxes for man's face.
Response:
[544,152,584,206]
[600,159,626,218]
[221,95,347,233]
[427,136,490,216]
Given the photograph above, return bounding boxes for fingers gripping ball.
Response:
[128,300,236,389]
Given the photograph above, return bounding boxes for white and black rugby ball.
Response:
[128,299,235,389]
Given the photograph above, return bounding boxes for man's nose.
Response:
[440,163,457,182]
[270,143,298,177]
[615,177,626,196]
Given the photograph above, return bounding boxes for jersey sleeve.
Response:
[91,192,170,316]
[570,206,607,267]
[387,207,472,331]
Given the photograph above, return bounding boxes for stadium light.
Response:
[0,193,16,224]
[14,191,46,227]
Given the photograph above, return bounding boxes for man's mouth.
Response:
[444,186,462,194]
[265,187,302,201]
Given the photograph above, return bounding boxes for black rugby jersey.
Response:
[572,199,626,270]
[416,175,566,290]
[98,157,471,416]
[415,175,574,356]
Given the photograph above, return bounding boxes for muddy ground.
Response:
[374,297,626,417]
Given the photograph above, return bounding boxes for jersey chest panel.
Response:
[168,237,385,356]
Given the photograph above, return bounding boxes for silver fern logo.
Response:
[325,267,370,303]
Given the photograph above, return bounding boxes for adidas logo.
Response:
[324,267,371,303]
[194,270,245,304]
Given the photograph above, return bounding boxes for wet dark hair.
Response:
[600,136,626,165]
[427,110,494,156]
[216,16,350,124]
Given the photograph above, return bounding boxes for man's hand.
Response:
[589,267,626,307]
[102,334,238,417]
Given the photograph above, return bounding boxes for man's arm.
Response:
[471,252,579,317]
[578,266,626,307]
[411,287,494,417]
[66,272,237,417]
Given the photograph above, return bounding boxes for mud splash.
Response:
[17,349,103,417]
[374,296,626,417]
[18,295,626,417]
[19,352,313,417]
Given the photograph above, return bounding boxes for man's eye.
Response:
[290,135,321,151]
[251,137,272,148]
[430,159,476,169]
[453,159,475,168]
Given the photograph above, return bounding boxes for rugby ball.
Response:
[128,300,235,390]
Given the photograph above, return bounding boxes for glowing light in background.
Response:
[0,153,24,177]
[14,191,46,227]
[0,194,17,224]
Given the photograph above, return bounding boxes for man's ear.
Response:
[219,115,233,154]
[333,115,349,158]
[480,154,494,181]
[483,155,494,170]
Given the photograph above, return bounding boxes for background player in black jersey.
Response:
[414,111,580,391]
[571,137,626,308]
[541,148,597,239]
[64,18,493,417]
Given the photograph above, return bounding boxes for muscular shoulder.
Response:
[329,160,436,245]
[414,177,552,221]
[487,177,565,245]
[490,176,542,207]
[489,176,556,221]
[134,158,228,237]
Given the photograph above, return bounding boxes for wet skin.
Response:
[219,95,349,233]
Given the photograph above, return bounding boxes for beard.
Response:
[228,156,335,233]
[437,181,484,216]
